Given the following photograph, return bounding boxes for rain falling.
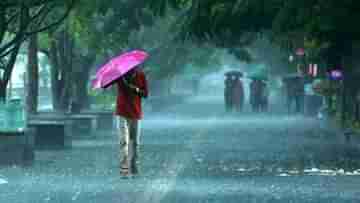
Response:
[1,1,360,203]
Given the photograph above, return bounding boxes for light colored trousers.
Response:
[117,117,141,171]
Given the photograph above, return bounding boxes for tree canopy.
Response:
[0,0,75,100]
[147,0,360,61]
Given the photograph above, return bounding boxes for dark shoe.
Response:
[120,163,129,176]
[120,169,128,176]
[120,169,138,178]
[120,171,133,179]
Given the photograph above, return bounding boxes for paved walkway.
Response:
[1,96,360,203]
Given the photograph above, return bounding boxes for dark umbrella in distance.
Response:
[225,71,243,78]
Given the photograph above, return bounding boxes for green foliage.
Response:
[59,0,158,62]
[123,12,223,80]
[147,0,279,43]
[228,48,252,63]
[147,0,360,55]
[38,34,51,50]
[36,0,227,87]
[0,0,75,91]
[146,43,222,80]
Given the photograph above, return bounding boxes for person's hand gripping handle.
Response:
[122,78,146,98]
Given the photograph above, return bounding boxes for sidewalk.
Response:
[1,97,360,202]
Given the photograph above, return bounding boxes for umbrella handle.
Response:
[123,78,141,93]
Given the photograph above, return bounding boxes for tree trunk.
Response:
[69,51,95,113]
[81,56,95,110]
[25,33,39,115]
[58,31,73,113]
[356,104,359,122]
[0,6,26,102]
[72,67,91,112]
[0,42,22,102]
[49,38,59,110]
[0,81,6,103]
[48,29,95,113]
[324,37,352,128]
[341,81,347,128]
[8,79,12,99]
[48,31,72,113]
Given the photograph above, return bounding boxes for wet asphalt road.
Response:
[1,96,360,203]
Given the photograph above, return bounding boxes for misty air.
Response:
[1,1,360,203]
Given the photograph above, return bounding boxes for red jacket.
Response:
[115,70,148,120]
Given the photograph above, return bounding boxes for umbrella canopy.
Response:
[248,73,268,81]
[249,76,268,81]
[92,50,149,89]
[225,71,243,77]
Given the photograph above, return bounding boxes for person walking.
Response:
[293,76,305,114]
[259,80,269,112]
[115,67,148,176]
[250,79,261,112]
[283,76,304,114]
[232,77,245,112]
[224,74,233,112]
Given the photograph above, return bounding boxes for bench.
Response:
[0,129,34,166]
[29,112,98,138]
[28,112,69,121]
[27,120,72,149]
[80,110,115,131]
[67,114,98,137]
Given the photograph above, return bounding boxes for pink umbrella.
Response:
[92,50,149,89]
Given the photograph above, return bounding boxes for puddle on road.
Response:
[0,177,8,185]
[300,168,360,176]
[232,168,360,177]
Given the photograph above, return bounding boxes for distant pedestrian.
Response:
[293,77,305,114]
[283,76,304,114]
[224,75,233,112]
[232,77,244,112]
[115,67,148,176]
[250,79,261,112]
[259,80,269,112]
